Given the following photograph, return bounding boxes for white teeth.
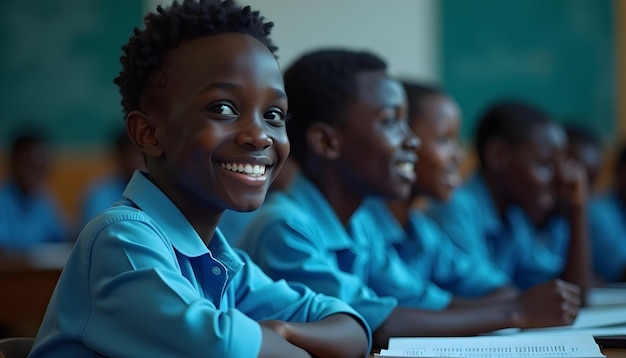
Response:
[220,162,266,176]
[397,162,414,172]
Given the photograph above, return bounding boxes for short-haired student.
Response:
[30,1,370,357]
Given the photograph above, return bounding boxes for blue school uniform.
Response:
[0,180,67,249]
[80,175,127,225]
[238,173,456,332]
[30,171,370,358]
[361,198,510,297]
[588,190,626,282]
[427,172,570,289]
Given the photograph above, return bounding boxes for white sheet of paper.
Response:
[376,334,605,358]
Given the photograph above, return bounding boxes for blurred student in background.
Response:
[427,101,591,298]
[361,80,580,316]
[238,50,580,349]
[588,143,626,283]
[0,127,69,249]
[564,123,603,193]
[80,128,145,225]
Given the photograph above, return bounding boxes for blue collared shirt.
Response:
[427,172,570,289]
[0,180,67,249]
[238,173,458,331]
[588,190,626,282]
[361,198,510,298]
[31,171,368,357]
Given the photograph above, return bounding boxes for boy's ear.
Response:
[307,122,341,160]
[484,138,511,173]
[126,110,163,158]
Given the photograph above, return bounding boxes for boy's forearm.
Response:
[562,209,592,303]
[373,305,519,349]
[285,313,370,358]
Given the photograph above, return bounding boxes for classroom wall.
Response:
[145,0,440,81]
[0,0,620,225]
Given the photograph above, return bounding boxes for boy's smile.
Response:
[335,73,419,200]
[412,94,463,200]
[131,33,289,221]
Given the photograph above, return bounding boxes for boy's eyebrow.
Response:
[202,82,287,100]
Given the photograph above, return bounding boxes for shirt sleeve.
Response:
[240,214,397,331]
[231,250,372,349]
[82,218,264,358]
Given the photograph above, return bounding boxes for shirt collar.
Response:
[285,173,357,250]
[122,170,243,275]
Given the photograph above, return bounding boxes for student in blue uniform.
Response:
[588,143,626,282]
[427,100,591,296]
[30,2,370,357]
[362,81,512,300]
[0,128,69,249]
[80,128,145,225]
[237,50,581,349]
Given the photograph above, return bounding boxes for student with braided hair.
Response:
[30,1,370,357]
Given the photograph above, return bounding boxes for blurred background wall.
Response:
[0,0,620,224]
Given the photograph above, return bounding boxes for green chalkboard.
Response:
[0,0,143,150]
[442,0,615,143]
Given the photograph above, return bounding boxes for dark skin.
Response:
[379,94,580,347]
[10,140,50,195]
[483,122,591,302]
[303,78,579,349]
[126,33,367,358]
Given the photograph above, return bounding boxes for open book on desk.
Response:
[375,334,605,358]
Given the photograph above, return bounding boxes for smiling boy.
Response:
[29,1,369,357]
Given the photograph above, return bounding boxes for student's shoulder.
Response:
[79,201,169,248]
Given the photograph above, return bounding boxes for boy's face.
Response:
[140,34,289,212]
[334,73,418,200]
[504,123,567,223]
[411,94,463,201]
[12,141,49,194]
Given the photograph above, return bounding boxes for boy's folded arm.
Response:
[266,313,369,358]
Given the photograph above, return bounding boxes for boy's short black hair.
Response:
[283,49,387,166]
[475,100,552,167]
[114,0,277,117]
[399,80,442,121]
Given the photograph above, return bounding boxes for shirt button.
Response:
[211,266,222,275]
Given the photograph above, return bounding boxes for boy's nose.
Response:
[235,116,274,150]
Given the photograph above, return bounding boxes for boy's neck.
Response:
[482,170,509,218]
[304,168,364,227]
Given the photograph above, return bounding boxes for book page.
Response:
[376,334,605,358]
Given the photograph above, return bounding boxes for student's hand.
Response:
[555,159,587,215]
[515,279,581,328]
[259,321,312,358]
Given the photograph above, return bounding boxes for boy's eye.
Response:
[382,117,400,126]
[208,104,237,116]
[264,109,285,122]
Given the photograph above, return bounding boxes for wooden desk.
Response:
[603,348,626,357]
[0,244,72,338]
